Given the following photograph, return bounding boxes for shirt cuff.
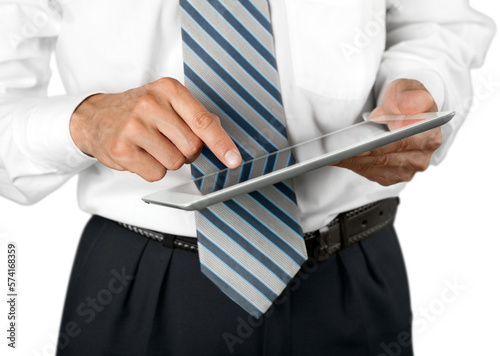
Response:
[12,94,97,173]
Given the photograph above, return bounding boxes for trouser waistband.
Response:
[115,197,399,262]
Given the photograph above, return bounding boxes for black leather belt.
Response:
[304,197,399,261]
[116,221,199,252]
[116,197,399,262]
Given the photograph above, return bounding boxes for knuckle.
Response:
[143,168,167,183]
[121,116,145,135]
[428,134,442,151]
[192,111,219,131]
[411,152,431,172]
[376,176,393,187]
[414,159,429,172]
[153,77,183,97]
[134,93,159,113]
[373,154,391,168]
[397,166,416,182]
[401,172,416,182]
[396,138,412,153]
[355,162,371,173]
[210,135,233,156]
[166,154,185,171]
[338,158,366,173]
[108,140,132,161]
[184,137,204,159]
[155,77,181,89]
[404,169,416,181]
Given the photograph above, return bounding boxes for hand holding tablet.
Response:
[143,111,455,211]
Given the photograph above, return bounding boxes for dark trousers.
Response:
[56,215,413,356]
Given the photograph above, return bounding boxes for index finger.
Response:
[162,80,242,168]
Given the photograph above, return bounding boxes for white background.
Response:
[0,1,499,355]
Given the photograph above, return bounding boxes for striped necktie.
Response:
[180,0,308,318]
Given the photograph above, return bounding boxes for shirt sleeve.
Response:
[0,0,96,205]
[375,0,496,165]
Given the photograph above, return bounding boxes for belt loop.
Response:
[392,197,400,212]
[317,226,331,262]
[338,212,350,248]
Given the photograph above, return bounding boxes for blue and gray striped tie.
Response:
[180,0,308,318]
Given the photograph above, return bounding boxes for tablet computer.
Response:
[142,111,455,211]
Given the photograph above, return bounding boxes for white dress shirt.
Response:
[0,0,494,236]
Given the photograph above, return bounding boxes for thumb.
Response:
[397,88,438,115]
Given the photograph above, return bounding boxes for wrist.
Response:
[69,94,104,157]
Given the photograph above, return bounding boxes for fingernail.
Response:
[359,151,372,157]
[224,150,241,168]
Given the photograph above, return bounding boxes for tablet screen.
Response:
[143,111,454,210]
[192,118,389,194]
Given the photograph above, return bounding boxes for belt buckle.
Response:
[317,225,341,262]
